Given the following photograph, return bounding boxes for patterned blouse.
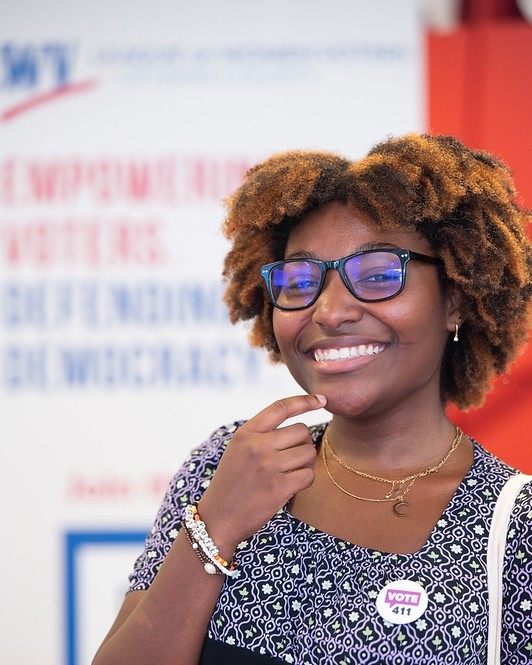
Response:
[128,422,532,664]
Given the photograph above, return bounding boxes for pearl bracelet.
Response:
[183,504,239,577]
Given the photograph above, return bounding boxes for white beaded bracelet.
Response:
[183,504,239,577]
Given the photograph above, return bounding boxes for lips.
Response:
[313,344,386,362]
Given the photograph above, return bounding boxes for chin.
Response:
[319,394,375,419]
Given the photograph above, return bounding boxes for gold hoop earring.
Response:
[453,322,459,342]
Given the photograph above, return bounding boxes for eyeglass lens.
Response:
[269,251,403,308]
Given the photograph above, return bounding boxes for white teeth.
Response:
[313,345,385,362]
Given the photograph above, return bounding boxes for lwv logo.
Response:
[0,42,96,121]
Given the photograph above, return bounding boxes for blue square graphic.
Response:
[64,530,147,665]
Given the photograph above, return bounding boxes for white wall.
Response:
[0,2,423,663]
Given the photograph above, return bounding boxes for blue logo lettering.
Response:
[1,42,76,89]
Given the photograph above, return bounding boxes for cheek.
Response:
[272,310,305,354]
[385,294,448,345]
[271,309,285,356]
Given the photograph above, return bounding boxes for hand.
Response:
[197,393,327,554]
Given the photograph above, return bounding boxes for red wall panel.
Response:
[427,19,532,472]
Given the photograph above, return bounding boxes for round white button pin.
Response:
[376,580,428,624]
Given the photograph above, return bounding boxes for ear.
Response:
[444,284,464,334]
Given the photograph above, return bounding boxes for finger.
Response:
[278,438,317,471]
[248,393,327,433]
[279,466,316,500]
[271,421,316,451]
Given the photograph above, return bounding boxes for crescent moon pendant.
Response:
[393,500,408,517]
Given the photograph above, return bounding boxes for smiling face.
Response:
[272,202,461,420]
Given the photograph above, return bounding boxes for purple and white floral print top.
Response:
[129,422,532,665]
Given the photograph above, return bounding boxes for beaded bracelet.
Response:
[182,523,224,575]
[183,504,239,577]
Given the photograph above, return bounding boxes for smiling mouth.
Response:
[313,344,386,362]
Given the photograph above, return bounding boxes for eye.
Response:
[345,252,403,294]
[271,261,322,305]
[282,268,320,295]
[360,267,402,286]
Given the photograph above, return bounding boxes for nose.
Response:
[311,269,364,327]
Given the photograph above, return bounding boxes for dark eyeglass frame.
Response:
[260,248,440,311]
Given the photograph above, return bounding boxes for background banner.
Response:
[0,2,423,663]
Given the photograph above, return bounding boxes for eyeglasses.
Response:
[260,248,440,310]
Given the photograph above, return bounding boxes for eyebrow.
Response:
[285,242,401,260]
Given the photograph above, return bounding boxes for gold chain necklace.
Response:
[321,426,463,517]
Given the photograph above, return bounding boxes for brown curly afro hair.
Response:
[222,133,532,410]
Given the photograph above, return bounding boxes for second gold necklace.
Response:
[321,426,463,517]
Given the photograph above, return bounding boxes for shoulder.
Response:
[187,420,247,464]
[473,441,532,535]
[460,440,531,515]
[506,473,532,529]
[169,420,247,498]
[470,439,522,485]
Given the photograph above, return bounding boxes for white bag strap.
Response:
[486,473,532,665]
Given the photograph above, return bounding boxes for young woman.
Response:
[92,133,532,664]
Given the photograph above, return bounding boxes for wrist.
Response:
[183,504,239,577]
[196,499,242,558]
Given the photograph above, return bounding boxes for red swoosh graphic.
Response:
[1,79,98,122]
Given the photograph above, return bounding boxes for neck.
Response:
[325,411,459,478]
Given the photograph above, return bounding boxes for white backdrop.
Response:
[0,2,423,663]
